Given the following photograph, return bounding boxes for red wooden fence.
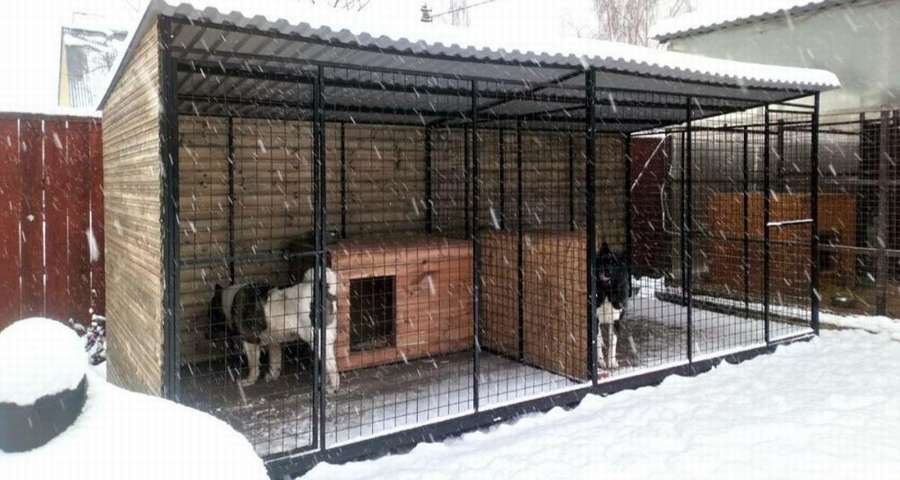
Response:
[0,112,104,331]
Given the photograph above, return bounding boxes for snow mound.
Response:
[0,318,87,406]
[821,312,900,342]
[0,375,267,480]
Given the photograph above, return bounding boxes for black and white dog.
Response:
[595,242,638,369]
[208,268,340,391]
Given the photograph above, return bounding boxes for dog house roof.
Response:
[100,0,840,131]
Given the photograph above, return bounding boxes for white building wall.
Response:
[666,0,900,114]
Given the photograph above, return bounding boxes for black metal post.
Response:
[680,130,687,309]
[313,65,328,450]
[876,109,890,315]
[685,97,694,363]
[624,133,633,275]
[585,69,598,384]
[159,17,181,401]
[425,126,433,234]
[516,119,525,362]
[742,126,750,320]
[777,119,785,191]
[763,105,771,345]
[569,133,576,231]
[471,80,481,412]
[464,126,471,238]
[340,122,347,239]
[227,117,235,282]
[499,128,506,230]
[811,94,821,334]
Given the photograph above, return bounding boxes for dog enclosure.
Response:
[99,2,835,474]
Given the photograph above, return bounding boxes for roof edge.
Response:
[99,0,841,111]
[652,0,862,43]
[97,0,159,110]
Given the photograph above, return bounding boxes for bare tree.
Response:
[308,0,371,11]
[447,0,471,27]
[592,0,692,46]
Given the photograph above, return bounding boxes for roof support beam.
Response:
[176,62,745,115]
[166,14,807,94]
[176,93,682,127]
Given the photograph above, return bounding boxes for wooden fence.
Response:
[0,112,104,330]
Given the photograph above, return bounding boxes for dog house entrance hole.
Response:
[350,276,396,352]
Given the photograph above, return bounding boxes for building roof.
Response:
[99,0,839,133]
[652,0,862,43]
[59,26,128,109]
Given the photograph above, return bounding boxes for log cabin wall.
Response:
[103,22,164,394]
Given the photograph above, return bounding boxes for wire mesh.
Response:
[171,58,822,461]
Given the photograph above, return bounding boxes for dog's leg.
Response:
[627,333,640,366]
[325,323,340,392]
[608,320,619,369]
[266,342,282,382]
[240,341,261,387]
[596,308,606,369]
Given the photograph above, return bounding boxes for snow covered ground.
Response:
[306,329,900,480]
[0,318,268,480]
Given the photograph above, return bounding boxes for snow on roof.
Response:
[100,0,840,110]
[652,0,859,42]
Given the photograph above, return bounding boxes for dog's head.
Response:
[206,284,230,341]
[231,284,272,341]
[302,267,339,321]
[302,267,339,299]
[596,242,630,309]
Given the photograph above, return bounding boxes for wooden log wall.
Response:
[103,22,164,395]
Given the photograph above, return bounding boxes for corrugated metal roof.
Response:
[652,0,862,43]
[100,0,840,110]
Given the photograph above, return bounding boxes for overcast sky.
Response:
[0,0,798,111]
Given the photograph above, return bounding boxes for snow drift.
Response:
[0,318,267,480]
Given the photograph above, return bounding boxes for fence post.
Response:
[685,97,693,363]
[424,125,432,234]
[624,133,633,280]
[516,119,525,362]
[877,109,889,315]
[159,16,181,401]
[585,68,598,384]
[777,119,785,191]
[742,126,750,322]
[499,127,506,231]
[465,125,471,238]
[763,105,771,345]
[569,132,576,231]
[811,94,821,334]
[312,64,328,450]
[680,130,687,309]
[471,79,481,412]
[340,121,347,239]
[226,117,236,282]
